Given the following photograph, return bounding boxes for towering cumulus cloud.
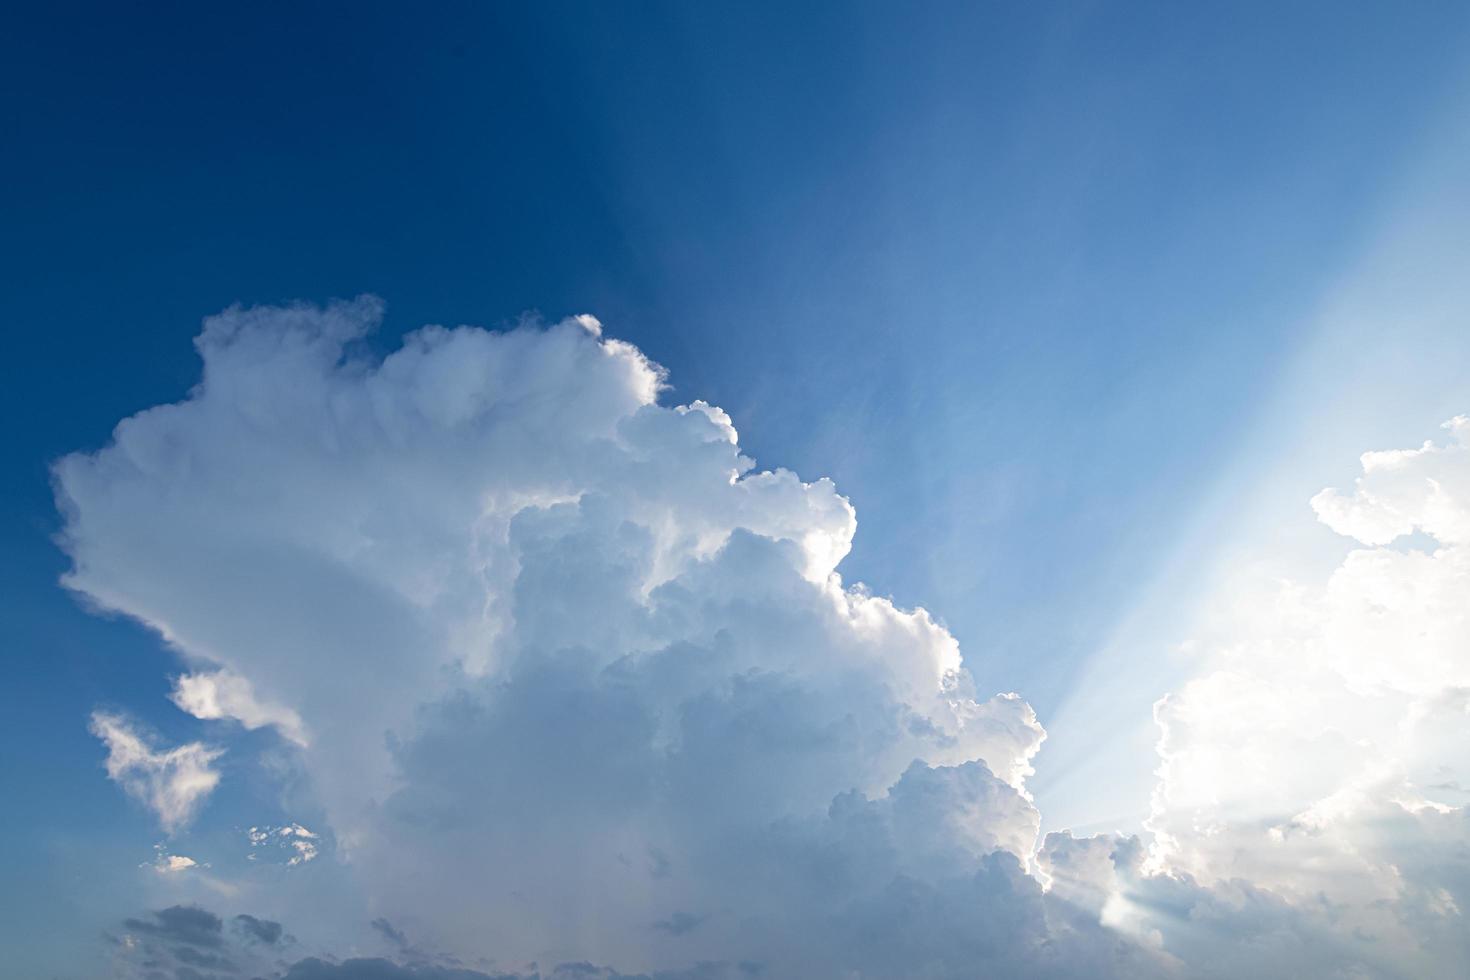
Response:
[56,299,1470,978]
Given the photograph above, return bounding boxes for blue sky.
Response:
[6,4,1470,978]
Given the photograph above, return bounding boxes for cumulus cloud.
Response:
[89,711,222,833]
[56,299,1470,978]
[1137,415,1470,977]
[147,848,201,874]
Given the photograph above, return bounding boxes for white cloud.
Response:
[145,849,200,874]
[1136,415,1470,976]
[573,313,603,337]
[1310,416,1470,548]
[247,823,320,866]
[56,299,1470,977]
[170,670,308,745]
[89,712,222,834]
[287,839,318,866]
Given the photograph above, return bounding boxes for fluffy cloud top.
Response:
[59,299,1470,979]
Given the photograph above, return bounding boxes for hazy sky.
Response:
[5,4,1470,978]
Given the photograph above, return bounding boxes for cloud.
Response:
[89,711,222,833]
[371,917,408,948]
[234,913,286,945]
[246,822,322,868]
[149,851,201,874]
[57,299,1470,977]
[55,299,1056,973]
[1309,415,1470,549]
[1137,414,1470,976]
[171,669,309,745]
[121,905,226,949]
[111,905,259,979]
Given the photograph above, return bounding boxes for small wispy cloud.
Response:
[89,712,221,833]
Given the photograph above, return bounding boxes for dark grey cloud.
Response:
[370,918,408,948]
[112,906,286,980]
[122,906,225,949]
[233,914,284,945]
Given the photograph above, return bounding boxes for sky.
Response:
[4,3,1470,978]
